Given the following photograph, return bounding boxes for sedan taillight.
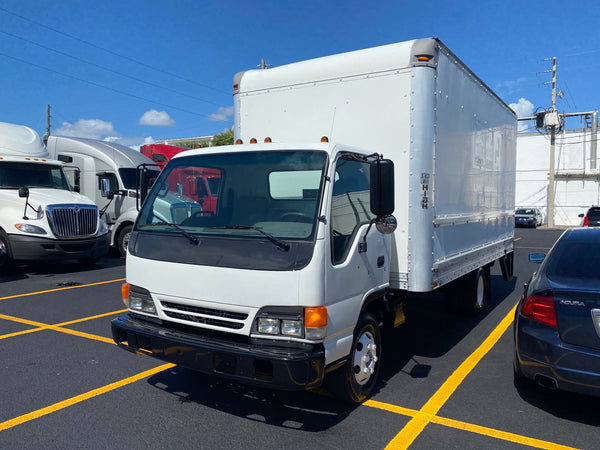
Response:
[583,216,589,227]
[521,295,557,328]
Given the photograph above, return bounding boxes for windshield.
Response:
[119,167,160,189]
[516,208,536,215]
[136,150,327,240]
[0,161,70,190]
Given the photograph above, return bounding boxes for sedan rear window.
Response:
[546,234,600,281]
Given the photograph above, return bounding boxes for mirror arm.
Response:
[359,219,377,253]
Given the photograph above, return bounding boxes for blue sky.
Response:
[1,1,599,148]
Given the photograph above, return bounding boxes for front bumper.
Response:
[111,314,326,390]
[515,317,600,397]
[515,218,536,227]
[9,232,110,262]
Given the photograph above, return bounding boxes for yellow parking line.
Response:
[0,278,126,301]
[384,305,518,449]
[366,400,578,450]
[0,363,175,432]
[0,309,127,344]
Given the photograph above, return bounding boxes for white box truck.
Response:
[0,122,110,270]
[45,136,159,257]
[112,38,516,403]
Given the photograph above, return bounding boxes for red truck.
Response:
[141,144,220,213]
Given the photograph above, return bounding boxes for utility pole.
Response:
[544,58,557,228]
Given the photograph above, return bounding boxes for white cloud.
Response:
[105,135,155,151]
[54,119,119,139]
[138,110,175,127]
[509,98,535,132]
[509,98,534,118]
[208,106,234,122]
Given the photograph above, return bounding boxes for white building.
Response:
[516,112,599,226]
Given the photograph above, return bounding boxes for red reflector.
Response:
[521,295,557,328]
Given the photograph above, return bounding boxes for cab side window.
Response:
[331,157,373,264]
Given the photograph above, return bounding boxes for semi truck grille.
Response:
[46,204,98,238]
[161,301,248,330]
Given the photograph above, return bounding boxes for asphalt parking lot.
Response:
[0,228,598,449]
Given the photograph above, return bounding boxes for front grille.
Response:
[160,300,248,330]
[164,311,245,329]
[46,204,98,238]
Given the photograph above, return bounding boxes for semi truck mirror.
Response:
[370,159,394,216]
[18,186,29,198]
[100,178,114,199]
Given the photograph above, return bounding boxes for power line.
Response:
[0,29,222,107]
[0,5,227,95]
[0,51,208,118]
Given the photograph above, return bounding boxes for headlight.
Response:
[99,219,109,234]
[253,306,327,340]
[14,223,47,235]
[122,283,157,315]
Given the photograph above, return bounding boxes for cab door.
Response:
[324,154,391,354]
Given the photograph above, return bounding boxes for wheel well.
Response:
[360,291,388,327]
[115,221,133,240]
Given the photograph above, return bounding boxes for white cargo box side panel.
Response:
[431,46,516,286]
[235,42,418,276]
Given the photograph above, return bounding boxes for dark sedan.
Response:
[514,227,600,396]
[515,208,543,228]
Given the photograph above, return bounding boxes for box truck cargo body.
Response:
[112,38,516,403]
[0,123,109,269]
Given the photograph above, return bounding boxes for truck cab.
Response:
[46,136,159,257]
[113,142,396,403]
[0,122,109,269]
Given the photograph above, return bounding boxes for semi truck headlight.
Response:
[122,283,157,315]
[14,223,47,235]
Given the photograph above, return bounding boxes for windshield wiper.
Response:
[208,225,290,251]
[145,220,199,245]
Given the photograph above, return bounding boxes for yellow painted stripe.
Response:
[514,237,521,242]
[0,278,126,301]
[431,415,579,450]
[385,304,518,449]
[0,309,127,344]
[0,363,175,432]
[366,400,578,450]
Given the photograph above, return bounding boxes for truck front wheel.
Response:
[328,312,381,404]
[0,231,13,270]
[117,224,132,257]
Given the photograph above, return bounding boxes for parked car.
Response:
[514,227,600,397]
[578,206,600,227]
[515,208,543,228]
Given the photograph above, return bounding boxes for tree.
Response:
[212,128,234,146]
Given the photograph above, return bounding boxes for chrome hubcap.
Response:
[352,330,378,385]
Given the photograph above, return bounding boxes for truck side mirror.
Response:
[18,186,29,198]
[138,167,149,209]
[100,178,114,199]
[370,159,394,217]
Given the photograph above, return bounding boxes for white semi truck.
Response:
[112,38,516,403]
[0,122,109,270]
[45,136,159,257]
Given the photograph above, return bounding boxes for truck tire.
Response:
[117,224,132,258]
[463,267,490,315]
[0,231,13,271]
[328,312,381,404]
